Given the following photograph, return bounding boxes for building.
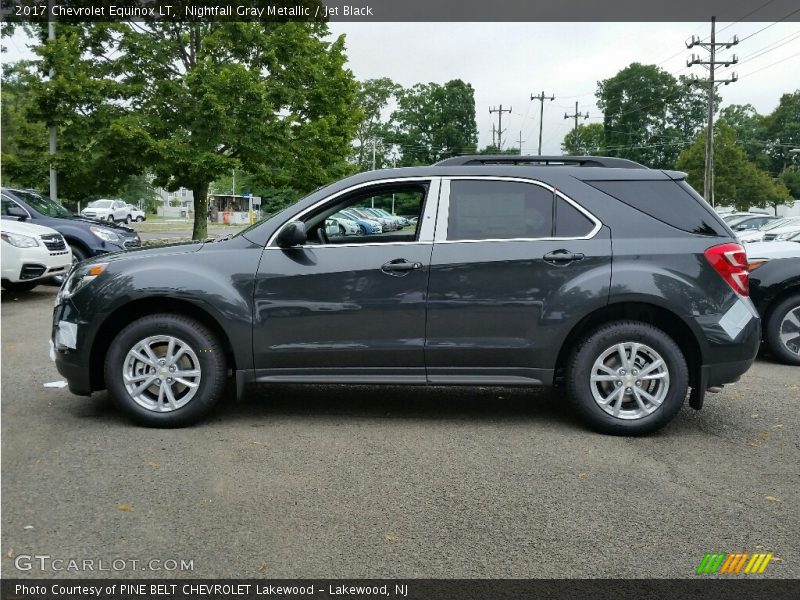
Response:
[155,187,195,218]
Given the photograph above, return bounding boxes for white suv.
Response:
[1,219,73,292]
[81,199,132,223]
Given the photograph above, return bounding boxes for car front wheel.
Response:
[104,314,227,427]
[136,216,145,222]
[567,320,688,435]
[766,294,800,365]
[107,215,115,223]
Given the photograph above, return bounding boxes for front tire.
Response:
[765,294,800,365]
[107,215,115,223]
[104,314,227,427]
[566,321,688,435]
[136,216,145,222]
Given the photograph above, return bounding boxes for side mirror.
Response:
[7,205,28,220]
[276,221,306,247]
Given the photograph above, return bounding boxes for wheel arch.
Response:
[88,297,237,392]
[554,301,704,389]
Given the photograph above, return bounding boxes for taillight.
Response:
[704,243,749,296]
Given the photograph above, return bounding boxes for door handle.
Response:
[381,259,423,275]
[543,250,585,265]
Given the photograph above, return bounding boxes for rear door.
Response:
[425,176,612,385]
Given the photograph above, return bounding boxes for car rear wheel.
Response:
[1,279,38,292]
[125,215,132,224]
[136,216,145,222]
[107,215,114,223]
[104,314,227,427]
[566,321,688,435]
[766,294,800,366]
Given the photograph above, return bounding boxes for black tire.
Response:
[136,216,145,222]
[339,224,346,236]
[358,224,367,235]
[107,215,115,223]
[125,215,132,224]
[566,320,688,435]
[104,314,227,427]
[765,294,800,366]
[70,245,88,264]
[1,279,38,292]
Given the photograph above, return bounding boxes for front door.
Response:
[252,178,439,383]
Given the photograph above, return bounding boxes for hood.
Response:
[85,241,205,267]
[745,240,800,261]
[61,215,137,234]
[1,218,63,238]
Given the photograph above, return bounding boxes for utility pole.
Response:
[530,91,555,155]
[48,5,57,201]
[365,137,383,171]
[564,101,589,152]
[516,132,525,155]
[687,16,738,207]
[489,105,512,150]
[491,123,496,148]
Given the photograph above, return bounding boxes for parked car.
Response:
[2,188,141,264]
[1,219,72,292]
[81,199,133,223]
[749,256,800,365]
[745,231,800,263]
[359,207,397,231]
[726,214,779,232]
[738,216,800,243]
[325,216,359,237]
[127,204,146,222]
[721,212,755,222]
[338,209,381,234]
[370,207,408,228]
[52,155,759,434]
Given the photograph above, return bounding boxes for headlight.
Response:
[1,232,39,248]
[90,225,120,242]
[57,262,108,303]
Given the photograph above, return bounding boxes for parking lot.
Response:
[1,285,798,579]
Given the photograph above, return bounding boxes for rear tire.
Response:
[1,279,38,292]
[765,294,800,366]
[107,215,114,223]
[104,314,227,427]
[566,320,688,435]
[136,216,145,222]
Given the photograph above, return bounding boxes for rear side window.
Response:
[447,180,553,240]
[586,179,725,236]
[555,197,594,237]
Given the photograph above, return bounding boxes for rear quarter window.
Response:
[585,179,726,236]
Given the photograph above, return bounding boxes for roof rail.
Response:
[433,155,648,169]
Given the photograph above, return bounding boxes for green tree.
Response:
[676,121,792,212]
[719,103,770,169]
[597,64,715,168]
[392,79,478,166]
[354,78,399,171]
[5,18,359,240]
[561,122,604,155]
[764,90,800,176]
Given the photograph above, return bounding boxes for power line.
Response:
[739,49,800,78]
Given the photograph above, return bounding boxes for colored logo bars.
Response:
[696,552,774,574]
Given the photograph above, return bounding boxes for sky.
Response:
[3,21,799,155]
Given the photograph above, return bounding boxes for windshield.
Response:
[11,190,72,217]
[762,216,800,231]
[88,200,113,208]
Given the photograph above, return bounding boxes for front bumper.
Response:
[51,301,98,396]
[2,243,72,283]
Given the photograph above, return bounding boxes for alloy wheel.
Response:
[779,306,800,357]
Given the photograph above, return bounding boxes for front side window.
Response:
[447,180,554,241]
[301,183,428,246]
[10,190,72,217]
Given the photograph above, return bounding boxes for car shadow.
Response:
[72,384,585,430]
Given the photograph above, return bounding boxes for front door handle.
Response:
[543,249,585,265]
[381,258,423,275]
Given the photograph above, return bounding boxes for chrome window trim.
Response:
[433,176,602,243]
[266,176,440,248]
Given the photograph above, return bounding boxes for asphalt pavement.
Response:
[1,286,798,579]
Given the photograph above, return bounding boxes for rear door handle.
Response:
[543,250,585,265]
[381,259,423,275]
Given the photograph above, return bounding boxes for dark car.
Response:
[51,155,760,434]
[749,257,800,365]
[1,188,141,264]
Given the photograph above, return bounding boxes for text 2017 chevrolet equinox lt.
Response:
[51,156,760,434]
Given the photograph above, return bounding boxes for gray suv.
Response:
[52,156,760,434]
